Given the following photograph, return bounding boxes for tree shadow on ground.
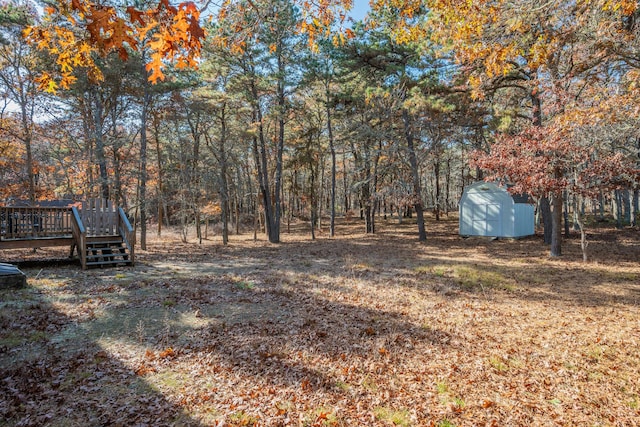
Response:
[71,273,454,391]
[2,266,456,424]
[139,223,640,309]
[1,218,638,424]
[0,284,204,427]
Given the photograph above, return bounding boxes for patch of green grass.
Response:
[507,357,524,369]
[0,330,47,348]
[0,333,27,347]
[29,330,48,341]
[32,278,66,289]
[335,380,350,392]
[435,380,448,394]
[235,280,255,290]
[414,265,449,277]
[162,298,176,307]
[584,344,606,362]
[413,265,431,274]
[414,264,516,291]
[150,371,189,391]
[437,419,455,427]
[611,272,638,281]
[373,407,411,427]
[361,375,378,392]
[627,396,639,409]
[0,290,40,308]
[452,397,465,409]
[77,371,92,380]
[350,262,373,271]
[587,371,604,381]
[421,323,433,332]
[488,356,509,372]
[275,400,293,414]
[431,266,449,277]
[455,266,514,291]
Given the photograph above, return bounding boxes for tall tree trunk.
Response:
[363,155,373,234]
[153,116,164,237]
[252,127,273,239]
[434,157,441,221]
[574,195,589,263]
[248,72,275,241]
[631,189,638,227]
[634,138,640,227]
[371,140,383,233]
[445,154,451,216]
[139,70,150,250]
[623,189,631,225]
[614,189,623,229]
[219,109,230,245]
[540,197,553,244]
[343,150,349,214]
[531,89,553,245]
[563,191,570,237]
[318,151,325,232]
[310,158,316,240]
[550,190,563,257]
[327,100,337,237]
[402,107,426,241]
[271,46,287,244]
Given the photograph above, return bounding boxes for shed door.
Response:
[485,203,500,235]
[472,203,501,236]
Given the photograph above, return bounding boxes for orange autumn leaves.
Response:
[25,0,355,93]
[24,0,205,92]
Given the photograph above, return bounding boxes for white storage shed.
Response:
[459,182,534,238]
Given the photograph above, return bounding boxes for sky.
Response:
[348,0,370,23]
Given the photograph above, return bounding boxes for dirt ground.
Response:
[1,215,639,426]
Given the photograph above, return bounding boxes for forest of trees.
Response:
[0,0,639,255]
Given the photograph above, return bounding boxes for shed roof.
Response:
[464,182,531,204]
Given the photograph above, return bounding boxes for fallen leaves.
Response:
[1,219,639,425]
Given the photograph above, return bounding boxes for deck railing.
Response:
[81,199,118,236]
[0,206,73,240]
[1,200,135,269]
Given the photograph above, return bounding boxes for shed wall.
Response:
[512,203,535,237]
[459,182,534,238]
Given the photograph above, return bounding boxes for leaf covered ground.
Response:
[1,217,639,426]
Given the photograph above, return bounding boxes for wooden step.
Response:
[84,238,130,268]
[85,253,129,261]
[86,259,133,267]
[86,241,124,247]
[86,235,122,244]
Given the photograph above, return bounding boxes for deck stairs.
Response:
[77,199,133,268]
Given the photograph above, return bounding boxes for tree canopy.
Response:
[0,0,638,255]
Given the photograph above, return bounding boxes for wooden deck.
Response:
[1,200,134,269]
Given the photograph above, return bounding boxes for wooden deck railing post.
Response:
[118,207,135,266]
[71,207,87,269]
